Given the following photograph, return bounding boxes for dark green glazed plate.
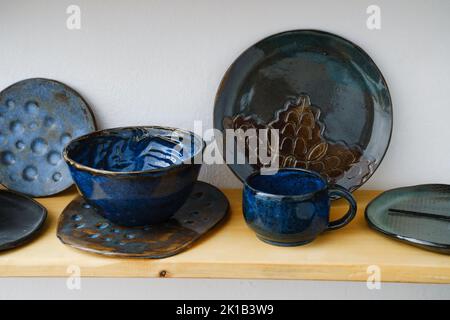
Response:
[365,184,450,254]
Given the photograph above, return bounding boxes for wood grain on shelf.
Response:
[0,186,449,283]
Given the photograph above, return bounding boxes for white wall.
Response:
[1,0,450,189]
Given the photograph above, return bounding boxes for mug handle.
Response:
[327,184,357,231]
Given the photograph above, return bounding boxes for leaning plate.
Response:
[214,30,392,191]
[57,182,229,258]
[0,189,47,251]
[0,78,96,197]
[365,184,450,254]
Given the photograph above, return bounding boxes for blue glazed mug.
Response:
[243,168,357,246]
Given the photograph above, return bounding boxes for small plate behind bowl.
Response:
[0,189,47,251]
[57,182,229,258]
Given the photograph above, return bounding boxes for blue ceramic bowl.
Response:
[243,168,357,246]
[63,126,205,226]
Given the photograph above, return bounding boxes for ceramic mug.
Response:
[243,168,357,246]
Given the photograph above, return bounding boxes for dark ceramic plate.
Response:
[0,189,47,251]
[57,182,229,258]
[365,184,450,254]
[0,78,97,197]
[214,30,392,192]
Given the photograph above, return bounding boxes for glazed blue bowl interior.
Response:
[247,170,326,196]
[66,127,203,173]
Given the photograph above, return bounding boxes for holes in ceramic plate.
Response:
[88,233,100,239]
[83,203,91,209]
[22,166,38,181]
[1,151,16,165]
[6,100,15,110]
[28,121,39,130]
[124,233,136,239]
[31,138,49,155]
[96,222,109,230]
[60,133,72,145]
[73,223,85,229]
[204,202,213,208]
[24,101,39,114]
[15,140,25,150]
[47,151,61,165]
[191,192,203,199]
[10,120,24,134]
[71,214,82,221]
[44,116,55,128]
[111,228,121,234]
[52,172,62,182]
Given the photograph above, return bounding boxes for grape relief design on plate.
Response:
[223,94,368,184]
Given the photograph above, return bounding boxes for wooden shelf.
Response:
[1,186,449,283]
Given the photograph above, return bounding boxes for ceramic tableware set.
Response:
[0,30,449,257]
[59,126,229,258]
[0,79,228,258]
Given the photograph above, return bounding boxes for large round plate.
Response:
[0,78,97,197]
[0,189,47,251]
[214,30,392,191]
[365,184,450,254]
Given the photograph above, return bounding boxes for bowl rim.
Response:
[244,168,328,200]
[63,125,205,175]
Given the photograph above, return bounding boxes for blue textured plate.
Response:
[0,78,96,197]
[365,184,450,254]
[214,30,393,192]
